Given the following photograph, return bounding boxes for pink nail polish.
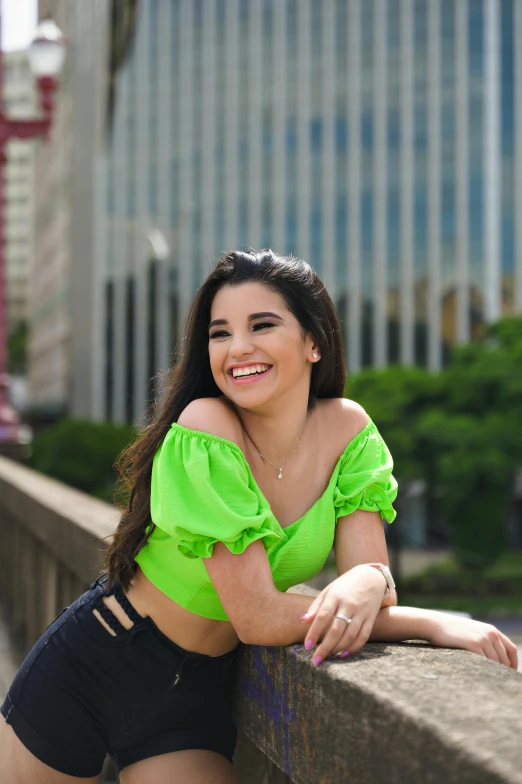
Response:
[304,639,315,651]
[313,655,323,666]
[340,650,350,658]
[300,614,310,621]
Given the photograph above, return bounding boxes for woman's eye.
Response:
[209,323,275,339]
[209,330,230,340]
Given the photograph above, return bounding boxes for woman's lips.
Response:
[229,366,273,385]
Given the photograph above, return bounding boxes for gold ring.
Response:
[335,613,352,625]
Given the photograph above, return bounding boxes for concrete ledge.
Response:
[233,638,522,784]
[0,455,118,582]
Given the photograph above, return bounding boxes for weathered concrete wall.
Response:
[1,456,521,784]
[0,456,118,650]
[233,630,522,784]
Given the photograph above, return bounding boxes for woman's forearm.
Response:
[247,595,442,650]
[369,605,442,643]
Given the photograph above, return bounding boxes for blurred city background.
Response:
[0,0,521,685]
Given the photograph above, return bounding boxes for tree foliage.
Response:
[345,317,522,569]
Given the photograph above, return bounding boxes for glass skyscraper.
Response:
[102,0,522,424]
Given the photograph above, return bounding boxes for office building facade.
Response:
[3,50,36,333]
[26,0,110,420]
[27,1,72,417]
[99,0,522,423]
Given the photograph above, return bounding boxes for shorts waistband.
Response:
[89,574,239,664]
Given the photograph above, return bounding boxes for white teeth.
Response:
[231,364,269,378]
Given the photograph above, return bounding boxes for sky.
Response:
[1,0,38,52]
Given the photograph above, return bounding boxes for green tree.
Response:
[345,317,522,569]
[416,410,518,568]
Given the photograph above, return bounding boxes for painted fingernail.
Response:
[313,655,323,666]
[340,650,351,658]
[300,614,310,621]
[304,639,315,651]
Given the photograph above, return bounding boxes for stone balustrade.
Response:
[0,455,521,784]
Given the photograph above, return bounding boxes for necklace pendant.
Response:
[278,470,283,479]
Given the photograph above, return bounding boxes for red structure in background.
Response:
[0,16,65,442]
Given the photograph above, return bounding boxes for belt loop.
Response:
[113,584,143,625]
[94,597,128,636]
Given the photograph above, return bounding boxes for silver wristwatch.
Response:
[367,563,396,596]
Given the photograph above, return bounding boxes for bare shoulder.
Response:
[177,397,243,446]
[317,398,370,447]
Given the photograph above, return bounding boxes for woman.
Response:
[1,249,518,784]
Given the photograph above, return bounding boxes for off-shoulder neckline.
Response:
[168,418,376,531]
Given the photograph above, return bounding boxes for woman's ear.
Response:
[309,344,321,362]
[304,331,320,363]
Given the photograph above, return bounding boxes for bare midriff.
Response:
[122,566,241,657]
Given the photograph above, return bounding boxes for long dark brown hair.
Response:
[106,249,347,589]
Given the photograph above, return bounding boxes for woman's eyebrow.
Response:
[248,311,283,321]
[208,312,283,329]
[208,318,228,329]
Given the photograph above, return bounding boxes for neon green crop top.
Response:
[134,419,398,621]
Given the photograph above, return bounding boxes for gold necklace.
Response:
[244,414,308,479]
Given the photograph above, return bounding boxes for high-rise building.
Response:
[26,2,72,420]
[3,50,36,334]
[26,0,109,422]
[84,1,522,422]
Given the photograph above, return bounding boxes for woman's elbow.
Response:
[231,602,277,645]
[234,614,268,645]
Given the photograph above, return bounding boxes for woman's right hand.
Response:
[427,614,519,670]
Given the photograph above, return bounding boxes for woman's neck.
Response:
[233,390,312,468]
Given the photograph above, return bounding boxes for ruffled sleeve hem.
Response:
[333,484,397,523]
[177,526,283,560]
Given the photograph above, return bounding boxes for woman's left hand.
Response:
[301,565,387,664]
[427,614,519,670]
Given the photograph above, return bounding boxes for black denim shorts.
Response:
[0,575,239,777]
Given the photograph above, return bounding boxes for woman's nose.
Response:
[229,331,254,357]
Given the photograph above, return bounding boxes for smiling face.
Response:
[208,282,320,411]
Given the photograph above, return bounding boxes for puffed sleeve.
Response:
[150,424,283,559]
[333,421,398,523]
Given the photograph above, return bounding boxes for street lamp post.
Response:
[0,16,65,442]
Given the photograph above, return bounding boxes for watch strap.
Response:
[367,562,395,596]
